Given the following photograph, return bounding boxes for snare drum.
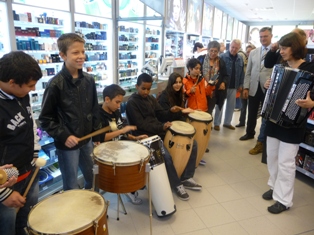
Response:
[28,190,108,235]
[93,141,150,193]
[187,111,213,167]
[164,121,195,178]
[139,136,176,217]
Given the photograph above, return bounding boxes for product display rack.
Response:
[144,25,161,71]
[185,34,200,59]
[118,22,143,90]
[297,119,314,180]
[165,30,184,58]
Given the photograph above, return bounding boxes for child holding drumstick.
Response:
[98,84,147,204]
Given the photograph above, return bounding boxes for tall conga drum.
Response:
[93,141,150,193]
[139,135,176,217]
[187,111,212,167]
[28,190,109,235]
[164,121,195,178]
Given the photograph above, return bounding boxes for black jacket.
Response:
[0,90,37,172]
[39,64,101,150]
[126,93,172,139]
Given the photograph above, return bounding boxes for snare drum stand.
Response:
[116,193,127,220]
[146,162,153,235]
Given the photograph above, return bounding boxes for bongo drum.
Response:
[164,121,195,178]
[27,190,108,235]
[93,141,149,194]
[139,136,176,217]
[187,111,213,167]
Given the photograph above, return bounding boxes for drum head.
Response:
[94,141,150,165]
[169,121,195,135]
[28,190,106,234]
[188,110,212,122]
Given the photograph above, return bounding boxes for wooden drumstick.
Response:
[78,121,117,142]
[17,158,46,213]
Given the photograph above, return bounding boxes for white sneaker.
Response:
[125,192,142,205]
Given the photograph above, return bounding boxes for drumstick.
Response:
[78,121,117,142]
[16,158,46,213]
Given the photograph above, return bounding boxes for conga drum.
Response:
[139,136,176,217]
[164,121,195,178]
[93,141,150,193]
[187,111,213,167]
[27,190,108,235]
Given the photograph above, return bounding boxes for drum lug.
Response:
[203,129,208,136]
[139,159,144,172]
[93,220,99,235]
[112,162,116,175]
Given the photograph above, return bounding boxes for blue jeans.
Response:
[239,98,248,125]
[0,168,39,235]
[162,140,197,189]
[57,140,94,190]
[214,89,236,126]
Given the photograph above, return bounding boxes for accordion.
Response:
[261,65,314,128]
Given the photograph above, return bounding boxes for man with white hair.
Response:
[213,39,244,131]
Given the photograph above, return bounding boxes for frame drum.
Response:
[164,121,195,177]
[187,111,212,167]
[28,190,108,235]
[93,141,150,193]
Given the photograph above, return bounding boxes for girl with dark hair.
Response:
[263,32,314,214]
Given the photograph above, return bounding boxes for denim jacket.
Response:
[219,51,244,89]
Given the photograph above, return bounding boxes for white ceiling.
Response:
[207,0,314,25]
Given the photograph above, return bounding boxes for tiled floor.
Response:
[102,112,314,235]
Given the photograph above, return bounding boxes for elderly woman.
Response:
[202,41,228,115]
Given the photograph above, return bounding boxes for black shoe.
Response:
[268,201,289,214]
[205,148,209,153]
[262,189,273,200]
[235,123,245,127]
[239,134,254,141]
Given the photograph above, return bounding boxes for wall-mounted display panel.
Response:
[74,0,112,17]
[119,0,144,18]
[202,2,213,37]
[226,15,233,40]
[237,22,243,40]
[221,12,227,40]
[242,24,247,43]
[186,0,203,35]
[166,0,187,32]
[0,2,10,58]
[13,0,69,11]
[213,8,222,39]
[232,19,238,40]
[272,25,296,42]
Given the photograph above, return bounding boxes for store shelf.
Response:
[300,143,314,153]
[296,166,314,179]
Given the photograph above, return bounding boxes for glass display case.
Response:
[165,30,184,58]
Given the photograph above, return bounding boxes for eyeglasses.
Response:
[208,50,219,54]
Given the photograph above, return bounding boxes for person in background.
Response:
[214,39,244,131]
[202,41,229,116]
[184,59,215,113]
[39,33,102,191]
[98,84,147,204]
[219,42,226,55]
[241,27,273,157]
[126,73,202,201]
[236,44,256,127]
[0,51,42,235]
[193,42,207,59]
[263,32,314,214]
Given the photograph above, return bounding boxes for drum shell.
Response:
[164,122,195,178]
[187,112,212,167]
[93,141,150,194]
[27,190,108,235]
[149,162,176,217]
